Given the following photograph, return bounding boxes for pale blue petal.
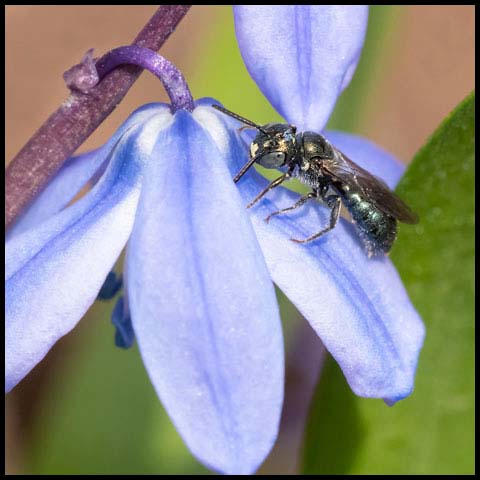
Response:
[249,193,425,404]
[127,108,284,474]
[7,103,164,238]
[202,112,424,402]
[233,6,369,131]
[5,109,172,392]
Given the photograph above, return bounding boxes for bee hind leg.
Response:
[290,195,341,244]
[264,191,317,223]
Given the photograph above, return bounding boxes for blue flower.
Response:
[5,5,425,475]
[6,101,283,475]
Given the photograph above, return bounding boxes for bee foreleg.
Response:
[246,172,291,209]
[264,191,317,223]
[290,195,341,244]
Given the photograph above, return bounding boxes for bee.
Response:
[212,105,418,257]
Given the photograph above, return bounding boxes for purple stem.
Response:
[5,5,191,230]
[94,46,194,112]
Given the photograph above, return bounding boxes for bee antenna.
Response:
[232,155,259,183]
[212,104,269,135]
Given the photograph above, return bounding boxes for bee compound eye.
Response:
[258,151,286,168]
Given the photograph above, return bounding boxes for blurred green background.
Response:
[5,6,474,475]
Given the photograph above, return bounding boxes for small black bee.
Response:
[212,105,418,257]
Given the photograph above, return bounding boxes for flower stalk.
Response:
[5,5,191,230]
[79,45,194,113]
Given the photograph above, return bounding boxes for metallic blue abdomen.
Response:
[337,184,397,255]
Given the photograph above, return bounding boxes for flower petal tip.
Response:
[126,109,284,475]
[383,386,413,407]
[233,5,369,131]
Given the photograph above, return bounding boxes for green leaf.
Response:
[302,92,475,475]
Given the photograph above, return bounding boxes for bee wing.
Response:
[321,150,419,224]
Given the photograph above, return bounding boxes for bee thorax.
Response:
[294,164,324,189]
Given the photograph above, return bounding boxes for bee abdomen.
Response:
[339,187,397,255]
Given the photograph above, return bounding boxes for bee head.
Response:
[251,124,296,169]
[210,104,297,183]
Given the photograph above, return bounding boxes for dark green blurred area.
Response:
[302,92,475,474]
[6,6,474,475]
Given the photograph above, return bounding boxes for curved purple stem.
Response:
[94,46,194,112]
[5,5,191,230]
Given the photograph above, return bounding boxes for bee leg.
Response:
[246,172,291,209]
[237,125,256,133]
[264,191,317,223]
[290,195,341,244]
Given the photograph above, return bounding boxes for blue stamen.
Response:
[97,271,123,300]
[111,296,135,349]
